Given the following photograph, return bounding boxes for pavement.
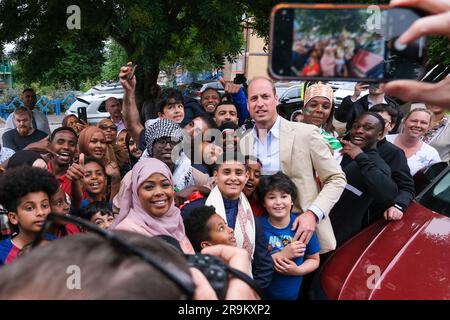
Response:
[0,114,65,141]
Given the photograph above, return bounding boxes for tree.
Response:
[101,39,128,82]
[0,0,246,109]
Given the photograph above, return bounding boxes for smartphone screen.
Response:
[269,4,427,82]
[77,106,88,124]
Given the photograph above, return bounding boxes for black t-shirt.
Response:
[2,129,48,151]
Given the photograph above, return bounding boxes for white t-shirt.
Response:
[387,134,441,176]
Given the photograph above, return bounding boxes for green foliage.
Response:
[101,39,128,81]
[428,36,450,66]
[41,36,104,89]
[1,0,247,103]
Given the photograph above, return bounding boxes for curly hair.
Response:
[0,167,59,213]
[183,205,216,252]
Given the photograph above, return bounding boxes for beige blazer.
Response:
[240,117,346,253]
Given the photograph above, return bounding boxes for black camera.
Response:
[186,254,229,299]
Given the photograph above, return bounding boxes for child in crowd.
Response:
[0,167,59,265]
[50,188,70,216]
[157,88,185,124]
[80,201,115,230]
[181,153,273,291]
[243,156,264,216]
[183,205,236,252]
[49,188,81,237]
[258,171,320,300]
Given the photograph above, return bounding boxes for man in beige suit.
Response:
[240,77,346,253]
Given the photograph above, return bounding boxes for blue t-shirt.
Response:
[262,213,320,300]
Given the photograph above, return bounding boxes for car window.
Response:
[418,169,450,217]
[98,101,107,113]
[281,87,301,102]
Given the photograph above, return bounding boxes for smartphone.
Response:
[77,106,88,124]
[269,4,427,82]
[128,64,137,80]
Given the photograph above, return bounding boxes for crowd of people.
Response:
[0,0,448,300]
[292,30,369,78]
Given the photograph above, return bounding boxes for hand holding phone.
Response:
[269,4,427,82]
[119,62,137,92]
[382,0,450,109]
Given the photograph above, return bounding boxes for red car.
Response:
[319,163,450,300]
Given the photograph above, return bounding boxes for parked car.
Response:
[317,162,450,300]
[277,84,303,120]
[185,80,225,101]
[65,93,123,125]
[84,82,124,95]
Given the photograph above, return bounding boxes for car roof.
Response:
[76,93,123,102]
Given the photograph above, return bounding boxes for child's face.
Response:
[203,214,236,248]
[8,191,51,233]
[90,211,115,229]
[214,160,248,200]
[159,99,185,124]
[117,130,128,151]
[243,160,262,198]
[83,162,106,195]
[50,188,70,215]
[263,189,293,219]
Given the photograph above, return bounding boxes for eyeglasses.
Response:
[154,137,180,147]
[99,125,117,131]
[31,213,195,299]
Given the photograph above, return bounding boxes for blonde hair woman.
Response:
[386,108,441,176]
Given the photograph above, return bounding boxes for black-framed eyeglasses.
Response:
[154,137,181,147]
[31,213,195,299]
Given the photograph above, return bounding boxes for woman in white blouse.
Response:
[387,108,441,176]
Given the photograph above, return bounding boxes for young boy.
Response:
[183,205,236,252]
[80,201,115,230]
[157,88,185,124]
[257,171,320,300]
[180,153,274,291]
[0,167,59,265]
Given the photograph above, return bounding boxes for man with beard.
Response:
[4,88,51,135]
[47,127,78,197]
[201,77,249,126]
[2,107,48,151]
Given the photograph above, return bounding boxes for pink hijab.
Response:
[112,158,188,245]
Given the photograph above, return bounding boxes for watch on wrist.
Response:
[393,203,404,212]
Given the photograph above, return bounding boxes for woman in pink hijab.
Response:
[320,46,337,77]
[112,158,194,254]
